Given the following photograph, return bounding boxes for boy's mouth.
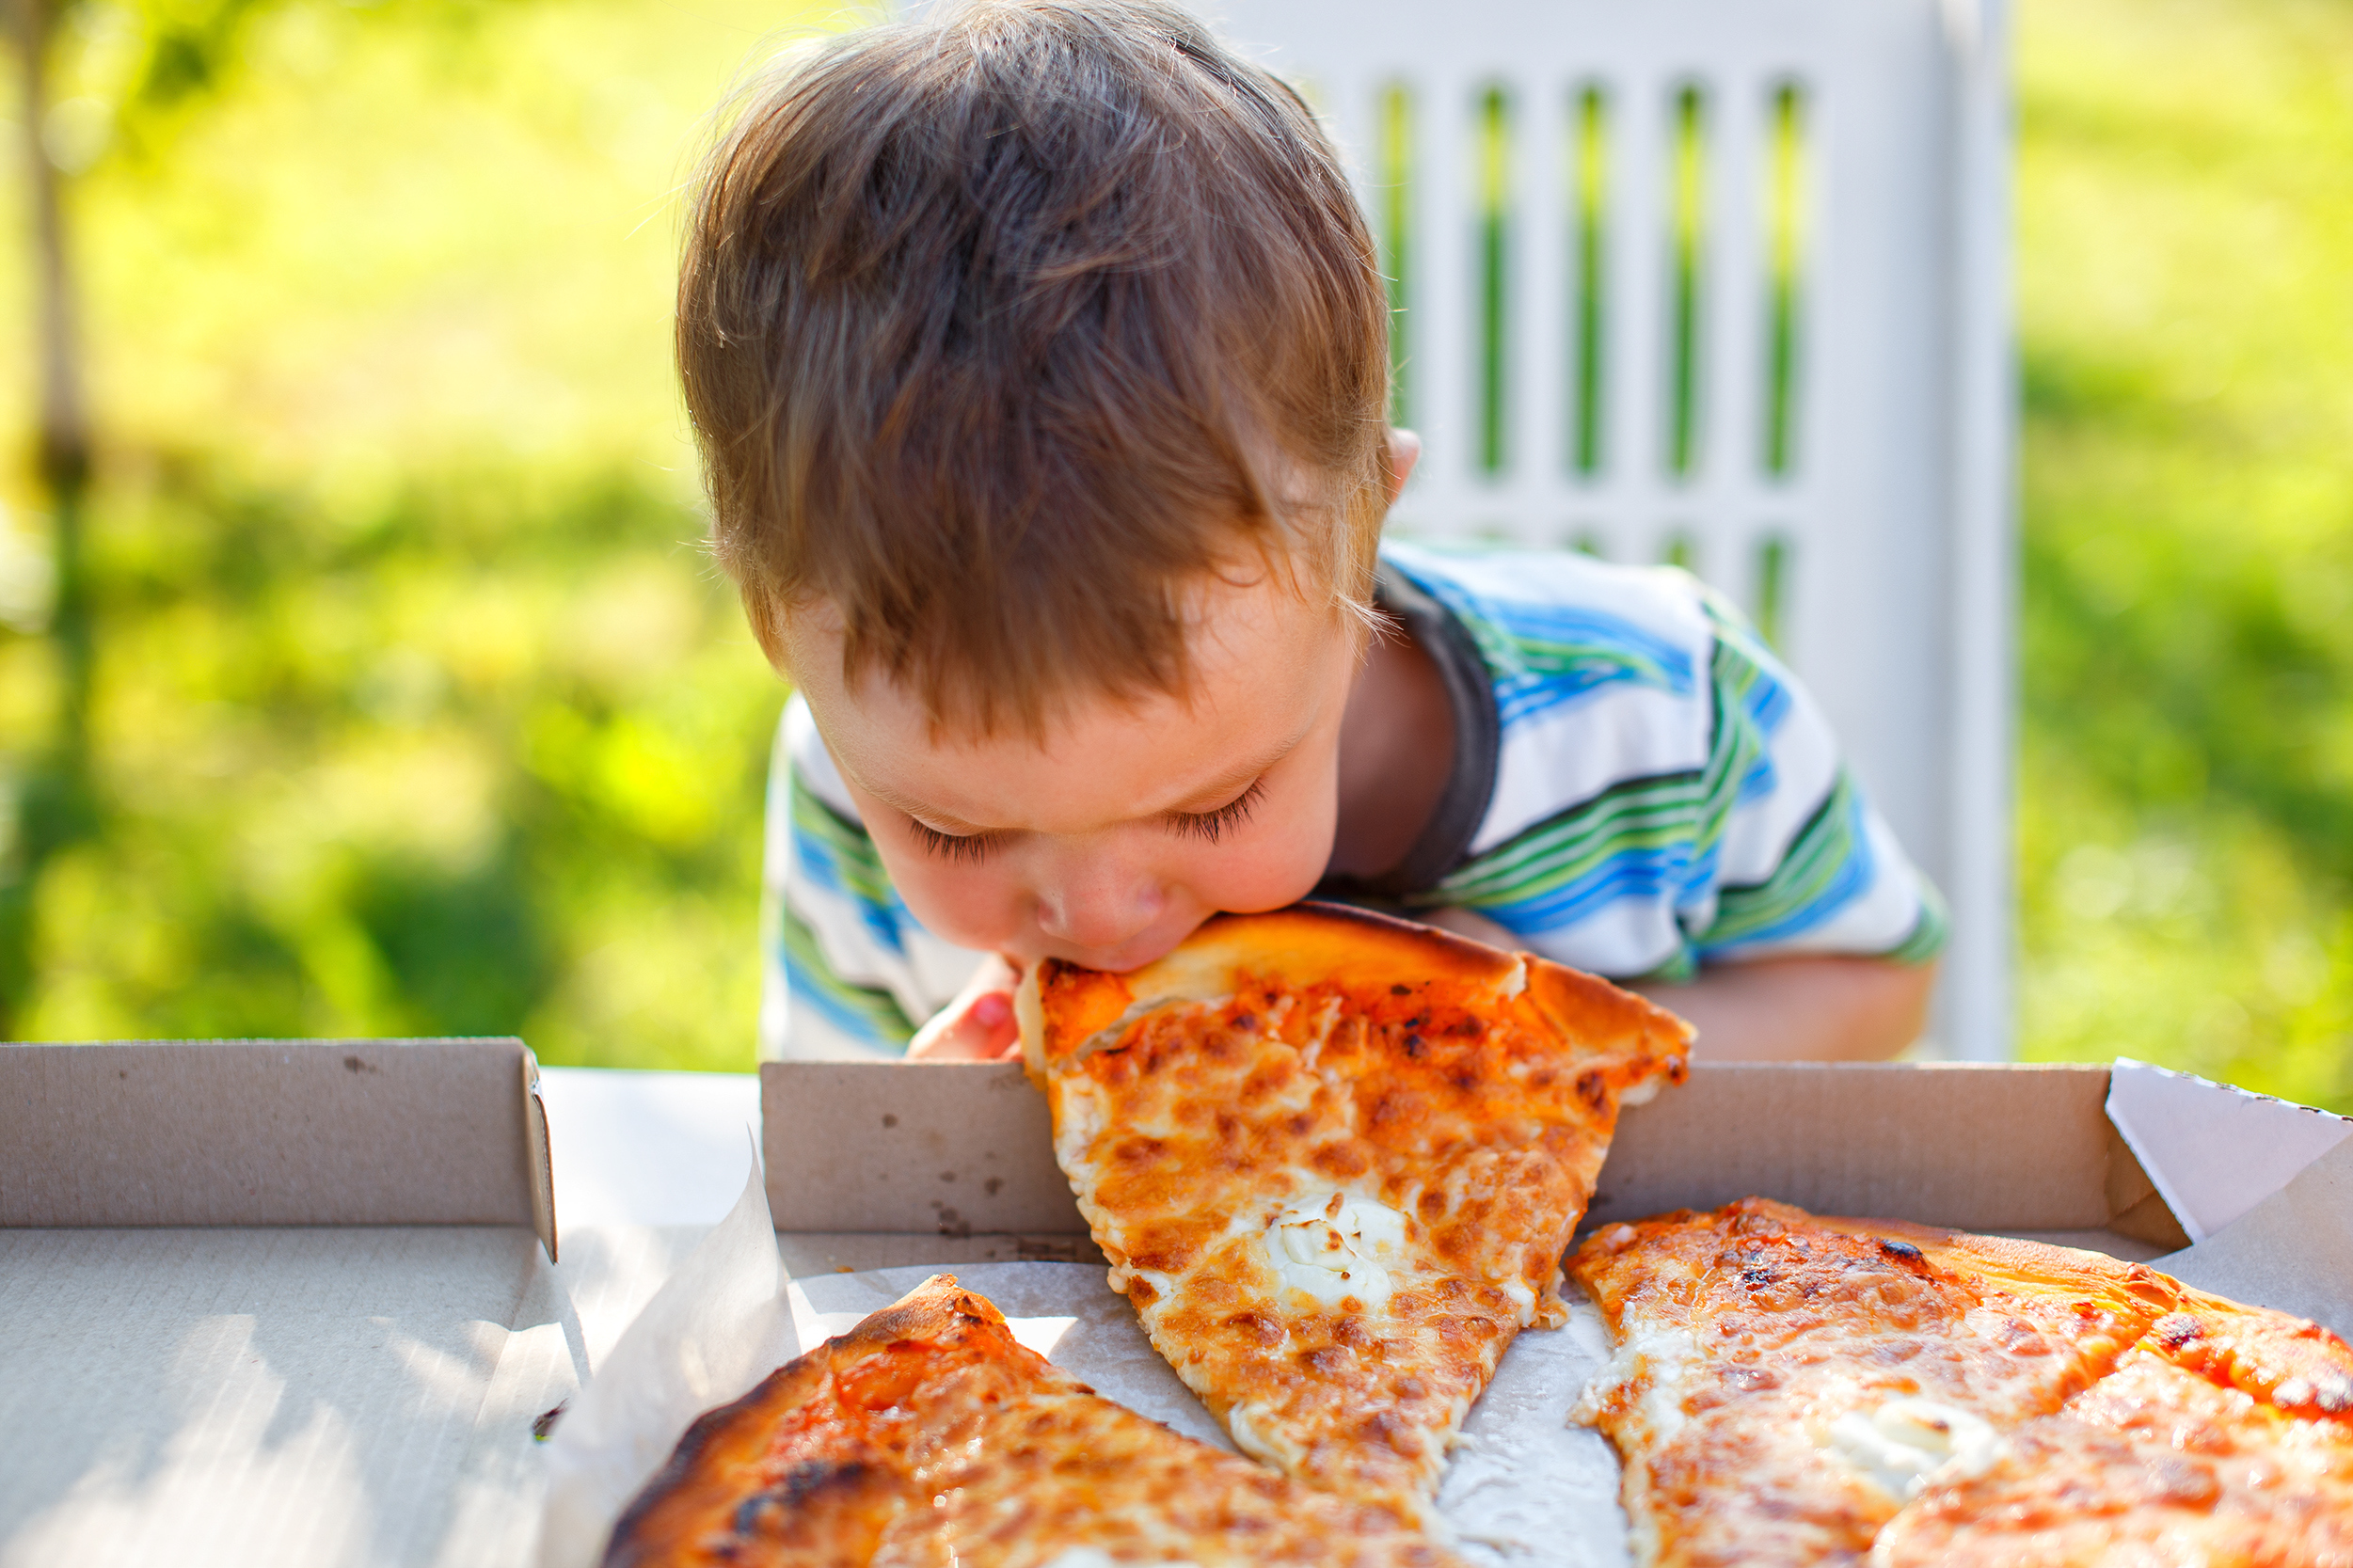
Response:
[1030,913,1204,976]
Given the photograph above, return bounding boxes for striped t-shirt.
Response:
[761,541,1946,1060]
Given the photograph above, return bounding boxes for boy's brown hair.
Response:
[678,0,1391,735]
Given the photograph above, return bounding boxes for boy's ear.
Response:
[1384,428,1423,506]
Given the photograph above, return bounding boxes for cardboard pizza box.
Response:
[528,1053,2351,1568]
[9,1041,2350,1568]
[0,1038,576,1568]
[760,1057,2353,1336]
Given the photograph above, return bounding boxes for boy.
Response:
[679,0,1944,1065]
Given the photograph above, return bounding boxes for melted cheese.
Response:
[1264,1193,1410,1309]
[1225,1400,1305,1469]
[1566,1198,2186,1568]
[1825,1398,2000,1501]
[1498,956,1527,998]
[610,1275,1474,1568]
[1626,1329,1702,1444]
[1875,1349,2353,1566]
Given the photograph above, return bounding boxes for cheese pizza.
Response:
[1566,1197,2182,1567]
[1873,1288,2353,1566]
[604,1274,1470,1568]
[1018,902,1693,1524]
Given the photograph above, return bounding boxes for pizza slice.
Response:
[1872,1291,2353,1566]
[603,1273,1470,1568]
[1018,902,1693,1525]
[1565,1197,2182,1567]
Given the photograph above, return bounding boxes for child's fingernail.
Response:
[973,993,1011,1026]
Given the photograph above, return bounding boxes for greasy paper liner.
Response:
[538,1129,2353,1568]
[536,1161,1631,1568]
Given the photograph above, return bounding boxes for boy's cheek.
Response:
[1185,834,1329,915]
[872,847,1028,954]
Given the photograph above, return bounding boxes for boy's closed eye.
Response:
[906,777,1269,864]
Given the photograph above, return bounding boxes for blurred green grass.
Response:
[1,0,2349,1097]
[2013,0,2353,1107]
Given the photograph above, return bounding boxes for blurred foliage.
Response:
[9,457,778,1063]
[0,0,832,1067]
[1,0,2349,1097]
[2013,0,2353,1107]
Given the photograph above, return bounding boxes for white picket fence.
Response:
[1208,0,2015,1059]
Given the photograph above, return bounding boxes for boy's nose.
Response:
[1033,872,1165,955]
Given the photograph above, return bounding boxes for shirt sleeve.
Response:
[1675,592,1948,978]
[1416,575,1945,983]
[758,697,989,1060]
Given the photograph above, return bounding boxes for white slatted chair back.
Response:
[1205,0,2015,1059]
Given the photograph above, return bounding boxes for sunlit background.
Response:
[1,0,2348,1102]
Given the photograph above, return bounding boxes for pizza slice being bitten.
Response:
[1018,902,1693,1526]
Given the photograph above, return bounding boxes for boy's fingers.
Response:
[907,988,1020,1060]
[907,1017,987,1059]
[907,1006,979,1059]
[970,990,1019,1058]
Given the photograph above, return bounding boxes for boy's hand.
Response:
[906,954,1025,1061]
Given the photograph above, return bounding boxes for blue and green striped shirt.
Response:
[762,542,1944,1059]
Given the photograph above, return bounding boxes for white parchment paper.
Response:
[535,1165,1631,1568]
[536,1156,800,1568]
[786,1262,1632,1568]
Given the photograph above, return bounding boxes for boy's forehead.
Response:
[787,574,1357,827]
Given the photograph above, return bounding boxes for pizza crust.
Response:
[1020,904,1686,1082]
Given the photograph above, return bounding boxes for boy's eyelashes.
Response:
[1167,777,1266,846]
[907,819,1000,863]
[903,779,1268,863]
